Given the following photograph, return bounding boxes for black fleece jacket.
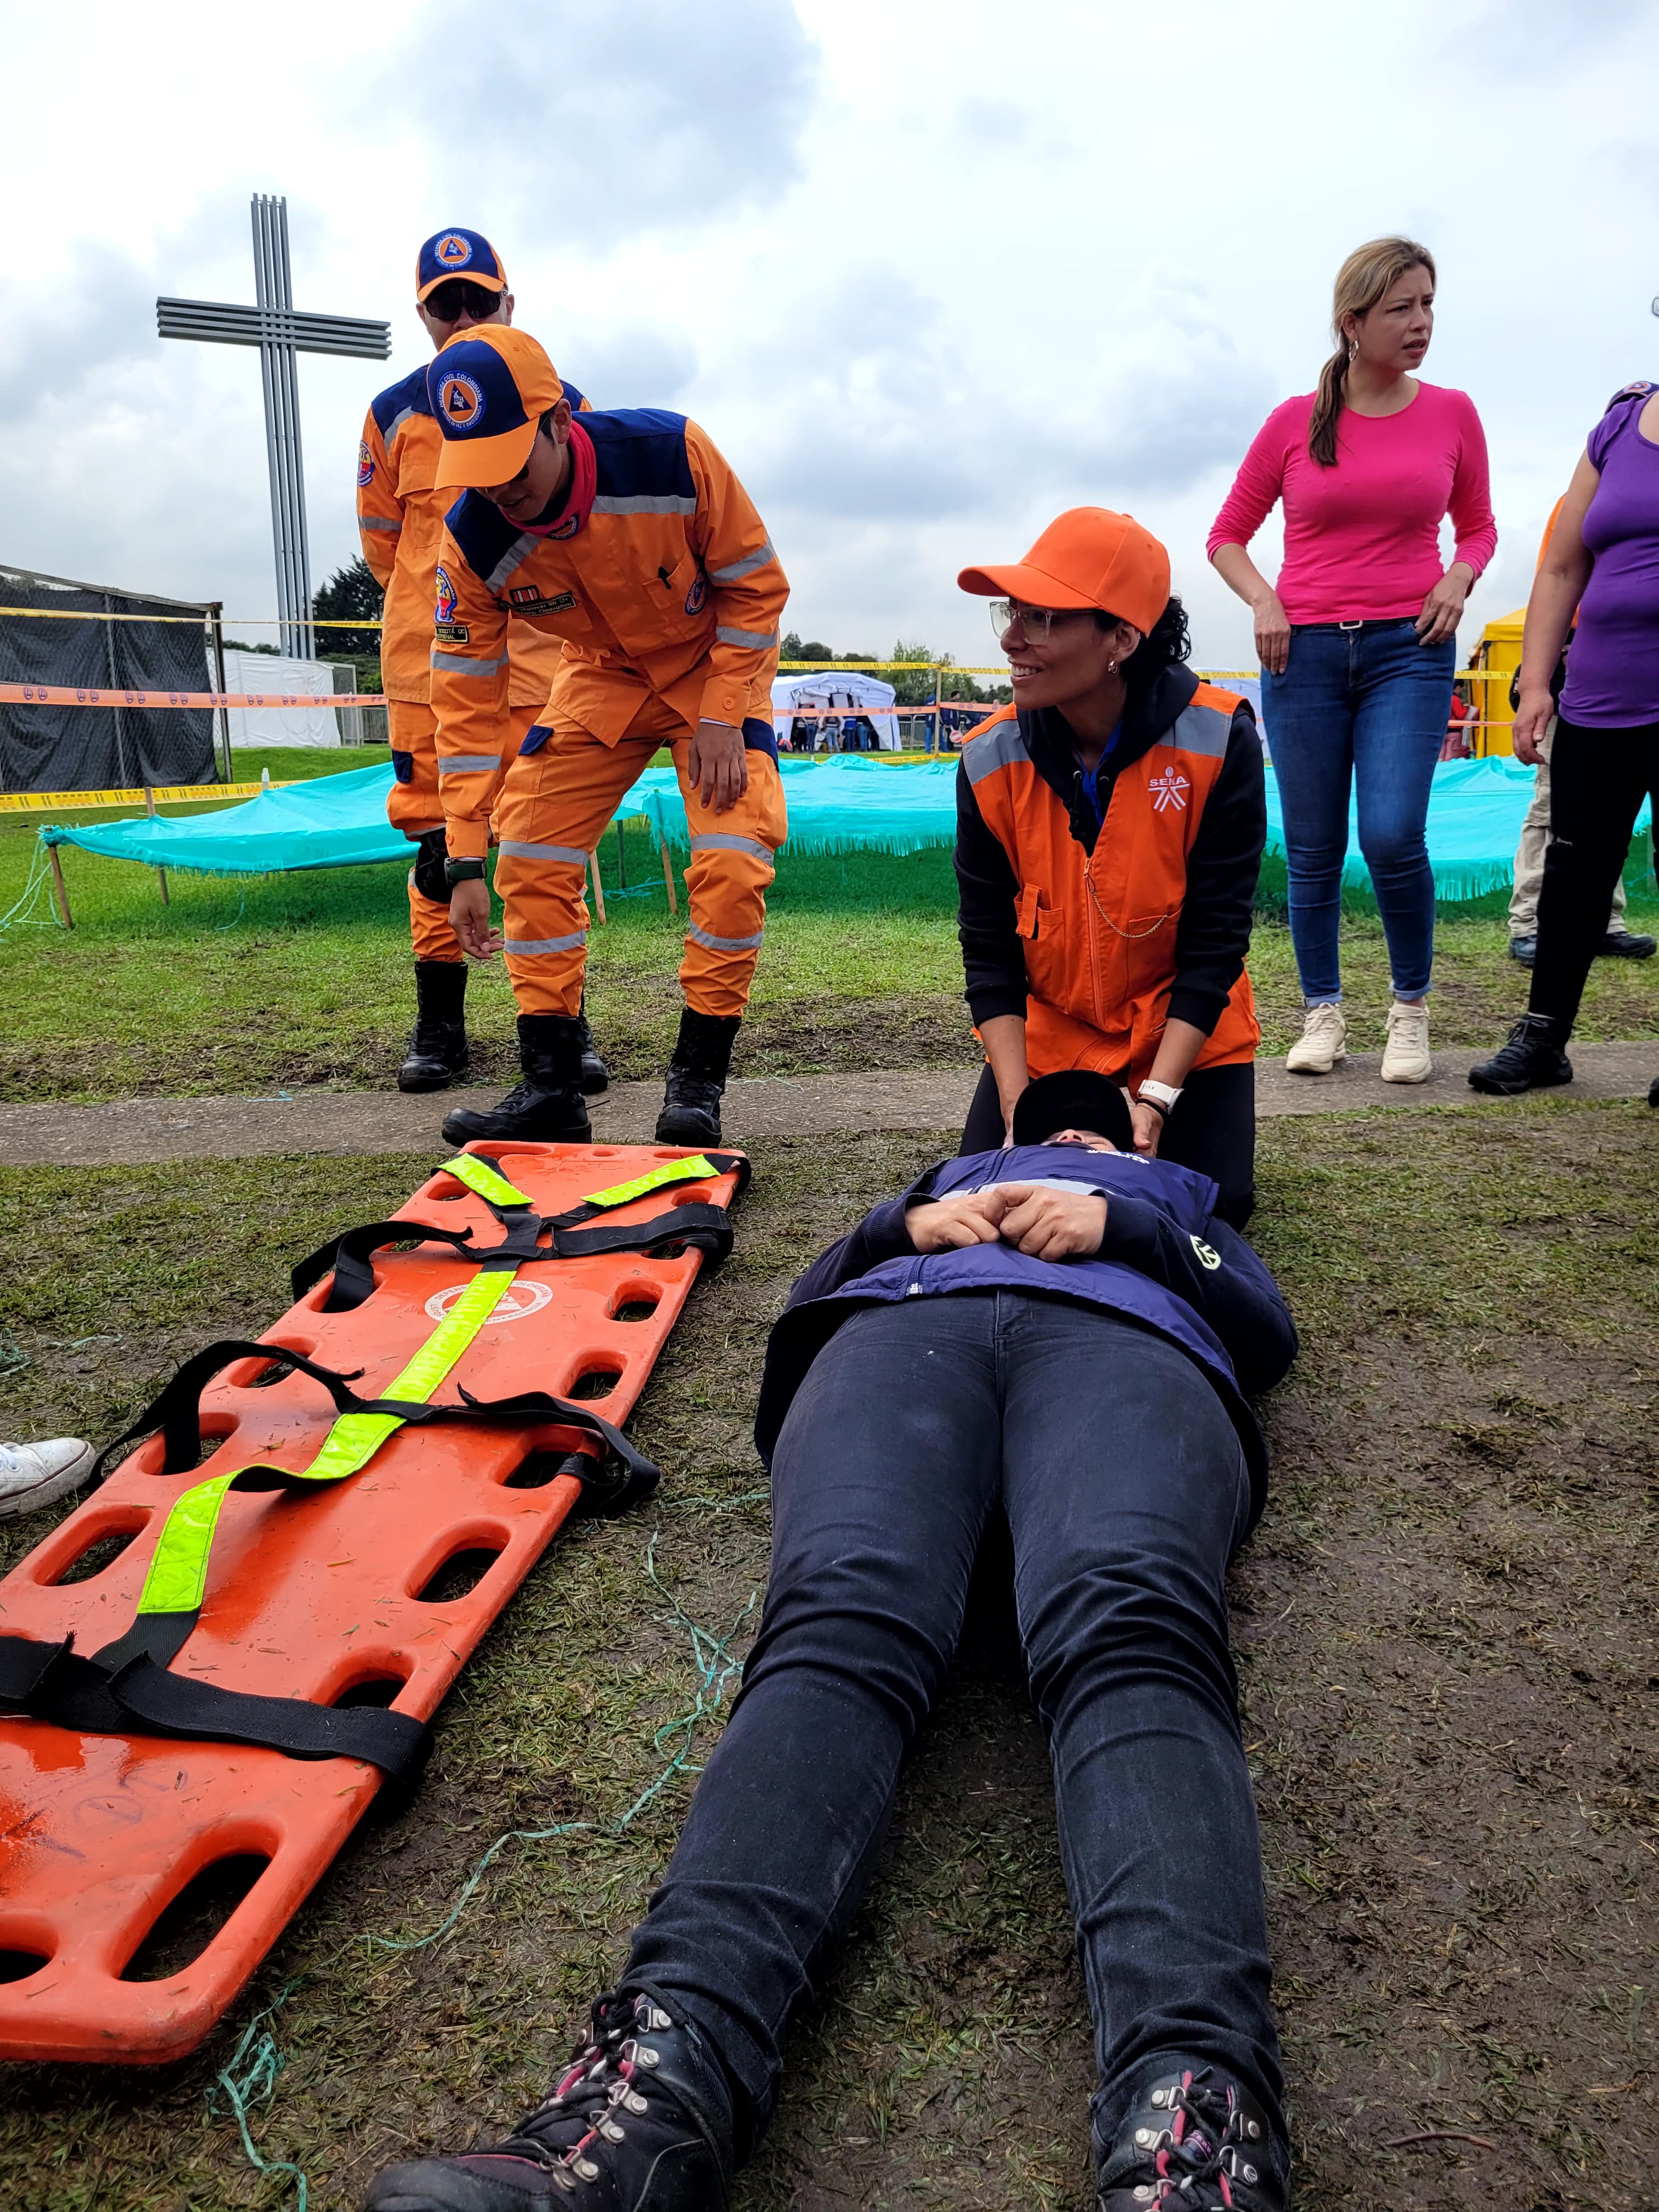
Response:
[955,664,1266,1039]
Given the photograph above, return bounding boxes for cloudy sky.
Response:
[4,0,1656,672]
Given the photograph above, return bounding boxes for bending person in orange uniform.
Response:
[955,509,1266,1226]
[424,325,789,1148]
[356,229,605,1096]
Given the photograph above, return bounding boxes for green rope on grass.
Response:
[208,1987,309,2212]
[210,1524,761,2204]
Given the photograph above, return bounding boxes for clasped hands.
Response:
[906,1182,1107,1264]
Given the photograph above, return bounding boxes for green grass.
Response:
[2,1105,1658,2208]
[5,778,1659,1104]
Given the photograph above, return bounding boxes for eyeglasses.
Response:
[989,600,1082,643]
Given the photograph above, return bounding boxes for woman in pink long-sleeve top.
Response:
[1208,236,1496,1083]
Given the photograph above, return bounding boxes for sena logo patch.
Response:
[435,621,470,645]
[1190,1235,1221,1271]
[508,587,577,615]
[434,233,474,270]
[1149,766,1190,814]
[685,574,708,616]
[437,371,486,431]
[356,438,374,488]
[435,566,458,624]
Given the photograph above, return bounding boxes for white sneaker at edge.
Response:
[0,1438,97,1520]
[1381,998,1432,1084]
[1285,1001,1347,1074]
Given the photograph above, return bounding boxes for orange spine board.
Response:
[0,1141,742,2065]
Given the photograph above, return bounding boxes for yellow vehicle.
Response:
[1465,608,1525,756]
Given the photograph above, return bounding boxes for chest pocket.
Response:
[658,551,708,623]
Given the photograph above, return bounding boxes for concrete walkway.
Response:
[0,1045,1652,1167]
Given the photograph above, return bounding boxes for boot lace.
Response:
[1120,2068,1268,2207]
[500,1993,669,2192]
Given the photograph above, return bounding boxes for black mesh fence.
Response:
[0,565,219,793]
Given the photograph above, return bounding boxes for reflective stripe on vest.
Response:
[962,693,1259,1079]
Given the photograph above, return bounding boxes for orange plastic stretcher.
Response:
[0,1140,744,2065]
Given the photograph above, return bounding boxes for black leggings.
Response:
[1531,715,1659,1031]
[960,1060,1257,1229]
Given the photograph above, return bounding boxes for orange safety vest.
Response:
[962,685,1260,1084]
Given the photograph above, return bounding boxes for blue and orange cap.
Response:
[428,325,565,488]
[416,228,508,304]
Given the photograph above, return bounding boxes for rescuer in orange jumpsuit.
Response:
[356,228,605,1095]
[423,325,789,1149]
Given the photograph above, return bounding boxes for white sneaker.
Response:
[1285,1001,1347,1074]
[1381,998,1432,1084]
[0,1438,97,1519]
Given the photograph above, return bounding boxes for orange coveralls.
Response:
[428,409,788,1019]
[356,371,588,960]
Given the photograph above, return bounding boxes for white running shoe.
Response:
[1285,1001,1347,1074]
[1381,998,1432,1084]
[0,1438,97,1519]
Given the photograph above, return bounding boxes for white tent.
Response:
[771,668,901,751]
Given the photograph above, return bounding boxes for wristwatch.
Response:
[443,856,487,887]
[1137,1079,1183,1119]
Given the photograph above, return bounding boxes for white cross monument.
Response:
[157,195,391,657]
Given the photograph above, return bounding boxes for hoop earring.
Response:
[1107,659,1117,673]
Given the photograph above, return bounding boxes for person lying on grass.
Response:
[366,1068,1299,2212]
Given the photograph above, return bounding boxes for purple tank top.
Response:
[1560,390,1659,727]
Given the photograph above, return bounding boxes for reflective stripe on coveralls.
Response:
[492,697,788,1018]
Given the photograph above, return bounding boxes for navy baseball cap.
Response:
[429,326,563,487]
[1011,1070,1133,1151]
[416,228,507,303]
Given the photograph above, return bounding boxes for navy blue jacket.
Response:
[753,1143,1297,1521]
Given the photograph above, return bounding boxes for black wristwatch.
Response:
[444,856,487,887]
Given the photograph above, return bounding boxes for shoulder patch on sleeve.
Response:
[1190,1234,1221,1270]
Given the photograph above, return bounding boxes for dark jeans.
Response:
[1531,714,1659,1031]
[625,1293,1285,2181]
[1263,619,1457,1002]
[961,1060,1257,1229]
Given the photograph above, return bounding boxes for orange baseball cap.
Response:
[428,325,565,489]
[958,508,1171,635]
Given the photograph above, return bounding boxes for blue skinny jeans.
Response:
[1263,619,1457,1002]
[625,1291,1286,2185]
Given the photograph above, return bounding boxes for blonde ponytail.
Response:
[1307,236,1436,467]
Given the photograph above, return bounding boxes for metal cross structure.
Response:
[157,195,390,658]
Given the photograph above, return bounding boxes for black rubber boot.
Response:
[441,1015,592,1147]
[1600,929,1657,958]
[364,1988,736,2212]
[656,1011,740,1147]
[1095,2066,1283,2211]
[1468,1012,1574,1097]
[399,962,471,1093]
[577,996,610,1098]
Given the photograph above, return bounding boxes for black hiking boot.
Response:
[1468,1013,1574,1097]
[1096,2066,1283,2211]
[577,998,610,1098]
[441,1014,592,1147]
[363,1989,735,2211]
[1600,929,1656,958]
[655,1011,740,1147]
[399,962,471,1093]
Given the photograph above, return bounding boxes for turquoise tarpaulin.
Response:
[36,751,1652,902]
[38,762,417,876]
